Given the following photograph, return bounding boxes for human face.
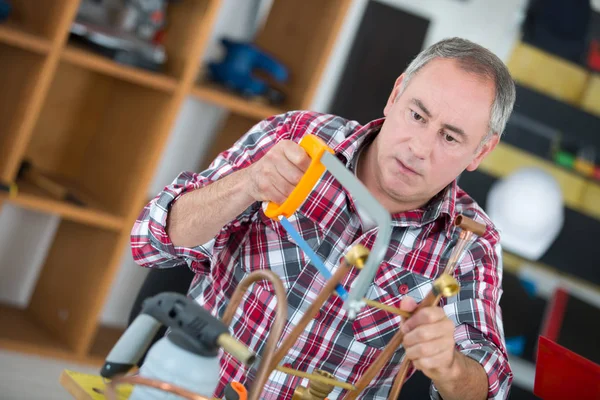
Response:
[362,58,499,213]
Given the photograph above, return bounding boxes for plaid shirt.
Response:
[131,111,512,399]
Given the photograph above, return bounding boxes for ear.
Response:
[384,74,405,117]
[466,134,499,171]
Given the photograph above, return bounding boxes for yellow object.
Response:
[581,183,600,220]
[580,74,600,117]
[574,159,595,177]
[59,370,132,400]
[264,134,334,219]
[507,42,589,105]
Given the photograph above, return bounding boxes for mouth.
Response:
[396,159,420,176]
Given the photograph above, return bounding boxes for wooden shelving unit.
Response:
[0,0,352,364]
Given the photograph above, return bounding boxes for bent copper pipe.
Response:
[345,275,459,400]
[221,269,289,400]
[269,260,352,371]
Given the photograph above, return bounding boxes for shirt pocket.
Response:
[351,261,433,350]
[238,208,323,293]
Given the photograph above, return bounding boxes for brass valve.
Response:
[292,370,336,400]
[344,244,370,269]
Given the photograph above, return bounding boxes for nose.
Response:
[408,129,435,160]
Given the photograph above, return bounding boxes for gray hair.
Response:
[398,37,516,140]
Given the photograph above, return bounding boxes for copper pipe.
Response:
[104,374,212,400]
[221,269,289,400]
[276,366,356,391]
[387,356,411,399]
[269,261,352,371]
[362,298,413,319]
[346,274,459,399]
[387,216,487,399]
[347,291,446,399]
[454,215,486,236]
[443,229,472,275]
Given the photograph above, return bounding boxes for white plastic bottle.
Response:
[129,336,221,400]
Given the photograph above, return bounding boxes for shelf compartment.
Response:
[1,0,73,42]
[0,42,46,182]
[25,61,176,218]
[63,0,213,82]
[0,303,73,360]
[27,221,122,354]
[3,179,124,231]
[61,44,178,92]
[191,82,285,120]
[0,21,51,54]
[252,0,352,110]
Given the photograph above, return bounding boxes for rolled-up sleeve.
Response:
[130,112,296,272]
[431,234,512,399]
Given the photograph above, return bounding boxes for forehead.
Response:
[403,58,495,131]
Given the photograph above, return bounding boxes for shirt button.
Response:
[399,284,409,295]
[283,363,293,369]
[315,311,322,319]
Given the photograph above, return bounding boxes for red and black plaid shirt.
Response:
[131,111,512,399]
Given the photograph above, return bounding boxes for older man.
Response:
[131,37,516,399]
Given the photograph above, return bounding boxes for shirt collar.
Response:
[332,117,458,237]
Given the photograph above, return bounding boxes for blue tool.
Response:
[208,38,288,102]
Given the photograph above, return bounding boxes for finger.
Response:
[272,169,297,202]
[401,306,447,333]
[402,318,453,347]
[404,335,456,361]
[269,180,292,204]
[273,155,305,186]
[412,350,455,373]
[261,166,294,203]
[399,296,418,312]
[282,140,311,171]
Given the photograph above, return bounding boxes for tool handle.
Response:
[264,134,334,219]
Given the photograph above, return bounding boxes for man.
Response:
[131,37,515,399]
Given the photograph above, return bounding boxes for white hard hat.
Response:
[486,167,564,261]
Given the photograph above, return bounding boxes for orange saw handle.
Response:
[264,134,334,219]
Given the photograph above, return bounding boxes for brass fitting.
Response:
[292,370,336,400]
[432,274,460,298]
[344,244,370,269]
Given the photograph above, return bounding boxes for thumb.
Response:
[399,296,418,312]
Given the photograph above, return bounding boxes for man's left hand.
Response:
[399,296,459,382]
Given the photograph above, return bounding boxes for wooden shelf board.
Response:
[0,22,51,54]
[61,44,178,93]
[191,82,285,120]
[3,180,124,231]
[0,303,73,359]
[479,142,600,222]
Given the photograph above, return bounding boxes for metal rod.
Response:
[362,298,412,319]
[276,366,356,391]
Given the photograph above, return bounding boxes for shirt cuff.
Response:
[429,346,512,400]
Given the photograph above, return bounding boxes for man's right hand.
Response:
[246,140,312,204]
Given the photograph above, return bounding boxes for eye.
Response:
[410,110,425,122]
[443,132,457,143]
